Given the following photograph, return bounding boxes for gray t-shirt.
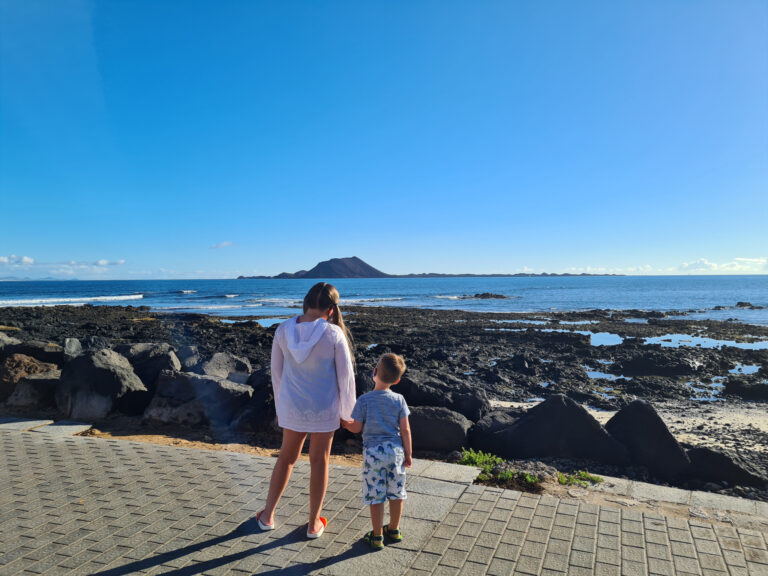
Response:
[351,389,410,449]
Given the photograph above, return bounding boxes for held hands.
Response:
[340,418,362,433]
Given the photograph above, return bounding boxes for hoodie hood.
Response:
[282,317,331,364]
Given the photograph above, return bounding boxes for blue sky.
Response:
[1,0,766,279]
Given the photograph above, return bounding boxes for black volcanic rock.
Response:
[460,293,509,300]
[276,257,389,279]
[605,400,690,481]
[398,370,490,422]
[685,446,767,488]
[410,406,472,452]
[487,395,629,464]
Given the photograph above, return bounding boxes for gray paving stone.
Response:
[417,461,480,484]
[0,419,54,431]
[31,421,92,437]
[1,429,765,576]
[690,491,759,515]
[628,481,691,505]
[402,492,455,522]
[407,476,466,499]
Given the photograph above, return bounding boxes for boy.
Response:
[341,353,411,550]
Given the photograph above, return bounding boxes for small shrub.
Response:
[558,470,603,487]
[458,448,503,475]
[493,468,542,492]
[457,449,543,493]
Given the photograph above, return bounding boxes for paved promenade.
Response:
[1,421,767,576]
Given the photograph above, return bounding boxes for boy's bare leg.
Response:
[370,503,385,535]
[308,430,334,534]
[261,429,307,524]
[388,498,403,530]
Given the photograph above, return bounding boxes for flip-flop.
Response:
[306,516,327,539]
[256,511,275,531]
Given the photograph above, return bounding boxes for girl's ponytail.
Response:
[303,282,355,359]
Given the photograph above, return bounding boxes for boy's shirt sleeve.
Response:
[399,396,410,418]
[351,396,365,422]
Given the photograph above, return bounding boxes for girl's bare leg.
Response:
[260,429,307,524]
[307,430,334,534]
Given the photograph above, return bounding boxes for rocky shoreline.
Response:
[1,304,767,501]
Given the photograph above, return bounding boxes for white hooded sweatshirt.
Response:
[271,317,356,433]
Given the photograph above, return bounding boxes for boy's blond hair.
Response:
[377,353,406,384]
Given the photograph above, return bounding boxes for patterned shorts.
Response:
[362,441,407,505]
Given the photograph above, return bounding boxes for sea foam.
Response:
[0,294,144,307]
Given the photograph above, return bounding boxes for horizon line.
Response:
[2,273,768,282]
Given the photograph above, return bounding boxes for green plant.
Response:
[457,449,543,493]
[495,469,516,482]
[558,470,604,487]
[493,468,542,491]
[496,469,541,486]
[457,448,503,475]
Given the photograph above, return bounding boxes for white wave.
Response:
[224,294,239,298]
[342,297,406,303]
[435,295,461,300]
[154,303,265,311]
[0,294,144,307]
[179,290,197,294]
[256,298,303,306]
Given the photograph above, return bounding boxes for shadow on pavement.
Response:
[90,518,369,576]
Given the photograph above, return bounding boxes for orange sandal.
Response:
[307,516,327,539]
[255,511,274,531]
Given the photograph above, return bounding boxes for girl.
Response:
[255,282,356,538]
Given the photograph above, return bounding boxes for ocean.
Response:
[1,276,768,326]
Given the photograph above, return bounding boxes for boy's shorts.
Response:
[362,441,407,505]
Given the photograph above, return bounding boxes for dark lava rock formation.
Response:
[482,395,630,464]
[605,400,690,482]
[1,304,767,498]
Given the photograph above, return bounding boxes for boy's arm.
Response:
[399,416,412,467]
[341,418,363,434]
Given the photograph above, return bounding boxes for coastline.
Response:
[1,303,766,503]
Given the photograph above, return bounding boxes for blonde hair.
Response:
[377,353,406,384]
[303,282,354,354]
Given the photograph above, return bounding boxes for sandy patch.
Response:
[490,399,768,454]
[81,420,364,467]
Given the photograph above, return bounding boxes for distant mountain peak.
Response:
[274,257,389,279]
[236,257,622,279]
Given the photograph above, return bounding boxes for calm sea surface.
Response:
[1,276,767,325]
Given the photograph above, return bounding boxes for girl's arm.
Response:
[270,327,283,420]
[400,416,412,467]
[335,332,356,421]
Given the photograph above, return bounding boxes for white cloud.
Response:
[677,257,767,274]
[211,241,233,250]
[0,255,34,266]
[0,254,129,279]
[95,259,126,266]
[679,258,718,272]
